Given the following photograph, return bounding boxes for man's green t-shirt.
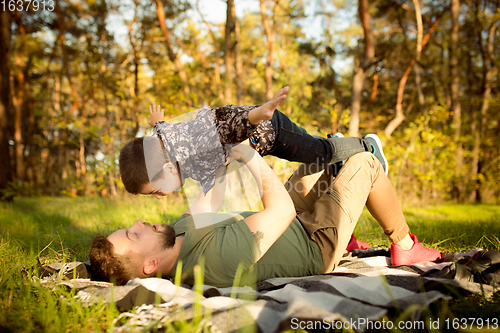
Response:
[166,212,323,288]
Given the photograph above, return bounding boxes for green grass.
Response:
[0,197,499,332]
[0,196,187,333]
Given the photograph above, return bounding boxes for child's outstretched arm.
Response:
[148,102,165,126]
[248,86,289,124]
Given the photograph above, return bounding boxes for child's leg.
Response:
[267,110,372,165]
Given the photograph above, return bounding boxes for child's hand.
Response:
[148,102,165,126]
[248,86,289,124]
[269,86,289,109]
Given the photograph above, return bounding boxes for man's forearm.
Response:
[242,151,294,215]
[185,165,227,215]
[239,146,296,261]
[209,165,227,212]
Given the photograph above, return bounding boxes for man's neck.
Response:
[160,235,184,276]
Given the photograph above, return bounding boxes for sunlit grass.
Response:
[0,233,119,332]
[0,196,188,332]
[0,197,499,332]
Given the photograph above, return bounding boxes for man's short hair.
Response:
[119,137,170,194]
[88,235,147,285]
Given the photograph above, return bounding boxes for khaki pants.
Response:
[284,152,410,273]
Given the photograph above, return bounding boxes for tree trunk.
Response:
[349,0,374,137]
[384,61,413,137]
[450,0,461,141]
[127,13,141,139]
[465,14,478,202]
[154,0,191,102]
[235,15,243,105]
[40,40,56,192]
[412,0,426,114]
[332,65,345,133]
[349,68,365,137]
[366,72,378,115]
[474,13,498,202]
[320,2,345,132]
[384,14,442,137]
[0,10,13,201]
[101,17,116,197]
[12,57,24,180]
[55,0,79,185]
[450,0,463,199]
[260,0,276,101]
[11,11,26,180]
[224,0,235,103]
[53,71,67,184]
[197,1,224,103]
[24,56,37,187]
[55,0,78,121]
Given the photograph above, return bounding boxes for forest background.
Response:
[0,0,499,205]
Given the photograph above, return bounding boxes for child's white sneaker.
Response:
[363,134,388,175]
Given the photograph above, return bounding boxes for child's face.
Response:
[140,182,172,199]
[150,171,182,194]
[140,162,181,199]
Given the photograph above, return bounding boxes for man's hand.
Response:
[148,102,165,126]
[248,86,289,125]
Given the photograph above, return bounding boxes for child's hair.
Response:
[119,137,171,194]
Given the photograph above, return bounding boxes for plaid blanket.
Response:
[40,248,498,332]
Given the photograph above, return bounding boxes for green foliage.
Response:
[386,111,459,204]
[4,0,500,205]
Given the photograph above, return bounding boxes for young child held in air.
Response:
[119,86,386,197]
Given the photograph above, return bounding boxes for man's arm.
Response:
[233,145,296,260]
[183,165,227,215]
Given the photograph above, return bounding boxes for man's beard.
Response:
[159,224,176,250]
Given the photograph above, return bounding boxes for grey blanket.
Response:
[40,248,498,332]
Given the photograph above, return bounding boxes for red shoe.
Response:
[391,234,441,265]
[344,234,370,254]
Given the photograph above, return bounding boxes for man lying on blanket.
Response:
[89,143,441,287]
